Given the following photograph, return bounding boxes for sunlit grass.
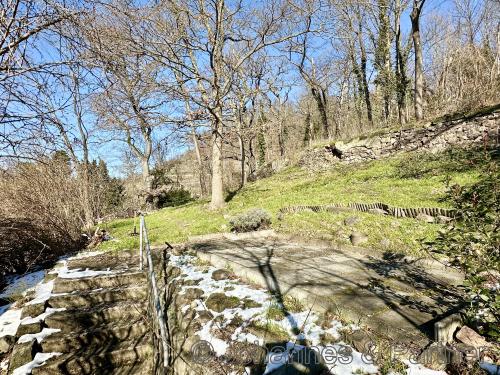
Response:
[101,149,485,255]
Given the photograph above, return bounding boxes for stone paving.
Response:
[190,232,464,347]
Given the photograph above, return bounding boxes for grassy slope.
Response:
[101,149,485,255]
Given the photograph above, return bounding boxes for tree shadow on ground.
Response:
[192,236,465,345]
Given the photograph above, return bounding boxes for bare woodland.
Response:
[0,0,499,276]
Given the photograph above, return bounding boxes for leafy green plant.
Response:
[229,208,271,233]
[427,160,499,339]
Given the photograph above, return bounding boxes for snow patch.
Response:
[18,328,61,344]
[11,352,61,375]
[20,307,65,325]
[25,280,54,305]
[404,360,447,375]
[0,307,22,338]
[0,271,45,300]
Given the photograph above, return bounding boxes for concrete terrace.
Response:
[189,231,464,347]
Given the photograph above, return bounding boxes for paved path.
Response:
[190,232,464,346]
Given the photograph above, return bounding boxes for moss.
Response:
[242,298,262,309]
[205,293,240,312]
[247,321,290,342]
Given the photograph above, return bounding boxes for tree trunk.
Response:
[141,158,154,209]
[411,1,425,120]
[210,118,225,210]
[238,134,246,188]
[80,162,94,230]
[312,86,329,139]
[191,127,207,197]
[395,0,408,125]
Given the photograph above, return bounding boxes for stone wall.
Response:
[299,109,500,169]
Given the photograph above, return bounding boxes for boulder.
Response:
[183,288,204,301]
[436,215,453,224]
[8,338,35,371]
[456,326,491,349]
[350,232,368,246]
[211,269,232,281]
[205,293,240,312]
[416,213,435,223]
[21,302,46,320]
[16,321,42,337]
[0,335,14,354]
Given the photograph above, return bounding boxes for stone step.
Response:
[41,320,149,353]
[48,286,147,309]
[31,336,152,375]
[53,271,145,294]
[45,301,147,333]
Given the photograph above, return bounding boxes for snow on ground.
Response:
[0,307,22,338]
[169,254,449,375]
[11,352,61,375]
[0,271,45,301]
[404,361,447,375]
[25,280,54,306]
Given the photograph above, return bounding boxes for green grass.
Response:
[101,149,488,255]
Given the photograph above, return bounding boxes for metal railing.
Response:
[139,214,170,374]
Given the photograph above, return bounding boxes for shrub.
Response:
[426,160,499,339]
[157,188,192,208]
[229,208,272,233]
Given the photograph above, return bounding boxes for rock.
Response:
[184,279,201,286]
[205,293,240,312]
[0,335,14,354]
[436,215,453,224]
[345,330,373,354]
[434,313,462,344]
[416,213,435,223]
[368,208,388,215]
[456,326,491,349]
[167,266,182,278]
[350,232,368,246]
[242,298,262,309]
[211,269,232,281]
[21,302,46,320]
[380,238,391,248]
[344,216,359,226]
[16,321,42,337]
[171,246,186,256]
[8,338,35,371]
[196,311,214,324]
[183,288,204,301]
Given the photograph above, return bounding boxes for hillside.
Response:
[101,147,491,255]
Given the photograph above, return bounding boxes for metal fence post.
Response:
[141,215,170,371]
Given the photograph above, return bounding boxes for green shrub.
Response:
[229,208,271,233]
[427,160,499,339]
[157,188,192,208]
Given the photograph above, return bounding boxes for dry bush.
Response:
[0,158,86,287]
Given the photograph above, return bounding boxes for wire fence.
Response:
[139,214,171,374]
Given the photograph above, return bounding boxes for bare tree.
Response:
[410,0,426,120]
[141,0,315,209]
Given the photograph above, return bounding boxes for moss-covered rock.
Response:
[205,293,239,312]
